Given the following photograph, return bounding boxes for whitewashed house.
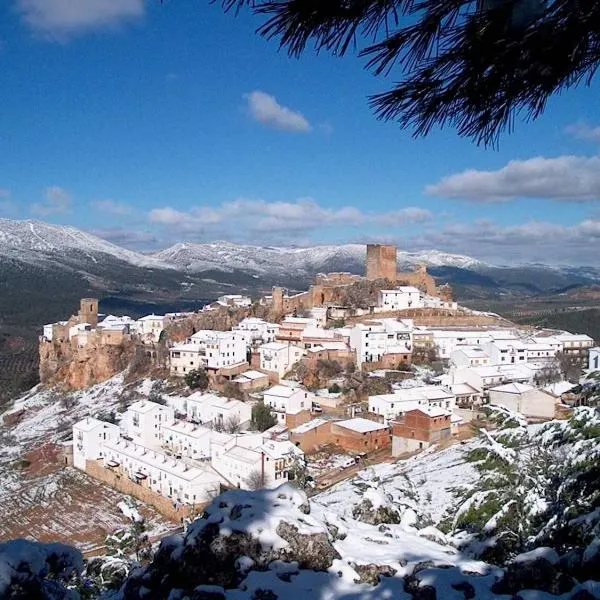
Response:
[97,315,136,331]
[161,421,212,459]
[488,382,557,419]
[169,343,205,376]
[73,417,120,471]
[216,294,252,308]
[123,400,175,448]
[170,331,247,376]
[523,341,557,363]
[369,386,455,424]
[430,329,517,359]
[137,315,166,343]
[259,342,305,379]
[186,392,253,429]
[233,318,280,346]
[378,287,423,311]
[349,319,413,367]
[263,385,312,424]
[212,438,303,489]
[484,339,528,365]
[451,346,490,368]
[102,439,225,505]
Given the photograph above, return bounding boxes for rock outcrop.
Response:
[39,336,137,391]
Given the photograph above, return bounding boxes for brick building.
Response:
[391,407,452,456]
[330,418,390,453]
[290,418,332,453]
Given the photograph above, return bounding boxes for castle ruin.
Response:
[268,244,453,314]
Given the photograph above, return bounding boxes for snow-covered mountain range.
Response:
[152,241,484,277]
[0,219,483,277]
[0,219,169,269]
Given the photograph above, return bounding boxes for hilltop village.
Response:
[38,244,598,519]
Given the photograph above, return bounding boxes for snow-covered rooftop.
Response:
[264,385,299,399]
[335,418,388,434]
[489,382,535,394]
[291,418,330,435]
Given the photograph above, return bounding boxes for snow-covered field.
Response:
[0,375,174,550]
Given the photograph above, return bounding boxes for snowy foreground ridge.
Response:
[1,407,599,599]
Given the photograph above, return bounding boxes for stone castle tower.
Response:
[78,298,99,327]
[366,244,397,281]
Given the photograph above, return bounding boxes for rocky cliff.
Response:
[39,337,137,391]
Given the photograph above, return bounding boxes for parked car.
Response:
[312,402,323,413]
[340,457,356,469]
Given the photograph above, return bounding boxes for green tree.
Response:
[251,401,277,432]
[220,0,600,145]
[148,380,167,405]
[184,368,209,391]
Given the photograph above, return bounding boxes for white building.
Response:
[589,347,600,371]
[259,342,305,379]
[451,346,490,368]
[169,343,205,376]
[263,385,312,424]
[73,417,121,471]
[102,439,225,505]
[233,317,280,345]
[485,339,528,365]
[378,287,423,311]
[488,382,556,420]
[212,438,303,490]
[161,421,212,459]
[522,341,557,363]
[349,319,413,367]
[555,332,595,352]
[186,392,253,429]
[123,400,175,448]
[430,329,516,359]
[97,315,136,331]
[217,294,252,308]
[137,315,166,343]
[309,307,328,327]
[369,385,455,424]
[69,322,91,341]
[170,331,247,376]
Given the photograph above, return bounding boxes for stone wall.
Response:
[347,309,511,328]
[85,460,195,522]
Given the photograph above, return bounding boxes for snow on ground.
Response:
[314,441,479,527]
[1,374,130,464]
[306,453,355,478]
[0,374,174,552]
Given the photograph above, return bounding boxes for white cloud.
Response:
[90,227,159,249]
[426,156,600,203]
[148,198,433,241]
[16,0,145,38]
[30,186,71,216]
[0,189,16,215]
[565,122,600,143]
[406,218,600,265]
[245,91,312,133]
[91,199,134,216]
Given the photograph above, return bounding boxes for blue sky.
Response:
[1,0,600,265]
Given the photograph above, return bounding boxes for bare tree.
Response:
[246,469,266,491]
[224,414,241,434]
[556,351,582,383]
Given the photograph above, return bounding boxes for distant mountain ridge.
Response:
[152,241,485,278]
